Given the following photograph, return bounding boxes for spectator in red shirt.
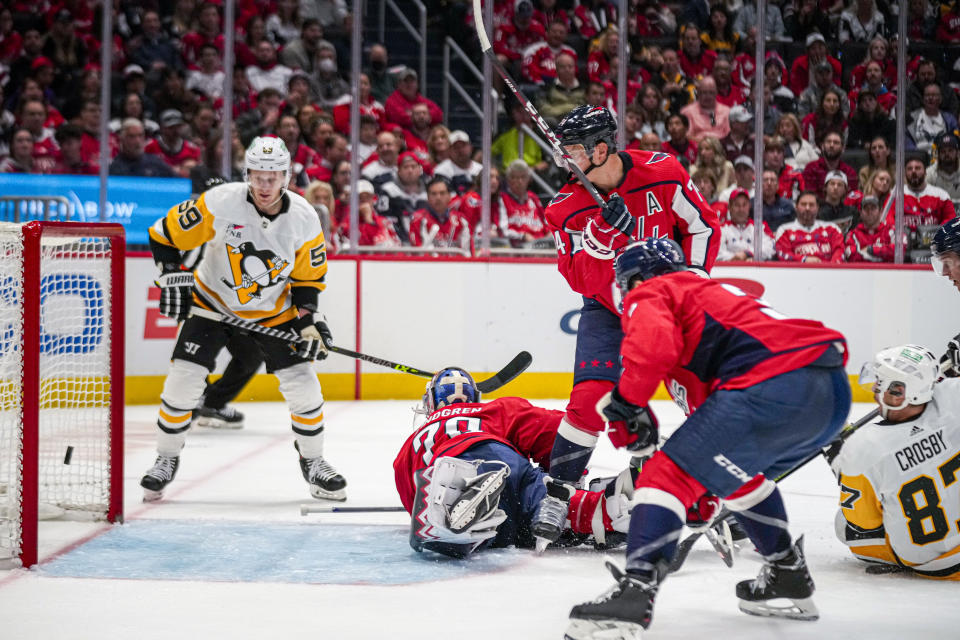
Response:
[145,109,202,177]
[51,123,97,175]
[498,159,548,244]
[678,23,717,80]
[521,19,577,85]
[587,26,619,83]
[848,60,897,116]
[0,128,48,173]
[775,190,846,262]
[0,8,21,65]
[494,0,545,67]
[384,67,443,130]
[898,156,957,236]
[849,36,897,90]
[339,179,402,249]
[402,103,435,168]
[180,2,224,69]
[788,32,841,96]
[331,73,387,134]
[410,176,471,250]
[763,134,806,201]
[78,99,117,165]
[534,0,572,31]
[936,0,960,42]
[712,57,748,107]
[307,132,348,183]
[572,0,617,40]
[802,131,859,199]
[845,194,903,261]
[662,112,699,166]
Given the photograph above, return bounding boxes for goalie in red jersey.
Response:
[534,105,721,548]
[393,367,634,559]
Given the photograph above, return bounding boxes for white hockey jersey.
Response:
[832,379,960,579]
[149,182,327,325]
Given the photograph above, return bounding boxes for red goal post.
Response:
[0,221,125,568]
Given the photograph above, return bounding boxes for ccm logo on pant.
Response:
[714,454,752,482]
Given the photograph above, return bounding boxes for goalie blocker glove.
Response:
[596,387,659,454]
[155,270,195,322]
[294,314,332,361]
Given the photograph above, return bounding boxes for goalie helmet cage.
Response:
[0,221,125,568]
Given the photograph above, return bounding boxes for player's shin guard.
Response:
[724,476,791,558]
[156,359,208,454]
[624,488,686,580]
[548,418,600,482]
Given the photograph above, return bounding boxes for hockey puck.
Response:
[63,446,74,465]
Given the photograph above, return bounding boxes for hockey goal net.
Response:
[0,221,125,568]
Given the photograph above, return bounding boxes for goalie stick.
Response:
[670,356,951,573]
[300,505,406,515]
[188,307,531,393]
[472,0,606,210]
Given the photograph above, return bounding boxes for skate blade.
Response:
[310,486,347,502]
[738,597,819,621]
[564,618,644,640]
[142,488,165,502]
[448,471,506,532]
[196,417,244,430]
[704,520,735,567]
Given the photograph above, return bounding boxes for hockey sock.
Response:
[729,487,791,559]
[548,419,599,482]
[624,488,686,581]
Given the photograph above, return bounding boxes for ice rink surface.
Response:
[2,398,958,639]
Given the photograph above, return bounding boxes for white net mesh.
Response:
[0,223,116,561]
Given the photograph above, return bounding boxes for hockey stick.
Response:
[472,0,606,209]
[300,504,406,515]
[188,307,532,393]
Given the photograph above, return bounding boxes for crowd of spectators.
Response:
[1,0,959,260]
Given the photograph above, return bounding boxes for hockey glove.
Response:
[596,387,659,455]
[941,333,960,378]
[155,270,194,322]
[685,493,721,532]
[294,314,332,361]
[600,194,636,237]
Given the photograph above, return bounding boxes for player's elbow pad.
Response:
[150,235,183,271]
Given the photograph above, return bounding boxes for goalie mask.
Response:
[422,367,480,414]
[409,456,509,558]
[859,344,939,417]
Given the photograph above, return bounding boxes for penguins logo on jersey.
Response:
[222,242,290,304]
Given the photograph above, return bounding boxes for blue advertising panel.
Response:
[0,175,191,245]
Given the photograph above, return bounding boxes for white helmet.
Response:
[859,344,939,417]
[244,136,291,186]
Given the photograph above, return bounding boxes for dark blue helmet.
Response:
[555,105,618,156]
[932,217,960,257]
[423,367,480,413]
[614,238,687,293]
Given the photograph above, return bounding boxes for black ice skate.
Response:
[140,454,180,502]
[194,404,244,429]
[736,535,819,621]
[565,560,660,640]
[532,477,577,552]
[296,443,347,501]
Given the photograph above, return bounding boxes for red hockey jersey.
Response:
[393,397,563,512]
[891,184,956,232]
[774,220,846,262]
[521,41,578,85]
[618,271,848,407]
[544,150,720,314]
[409,207,471,248]
[844,221,906,262]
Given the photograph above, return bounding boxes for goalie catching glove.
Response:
[293,313,332,361]
[596,387,659,455]
[155,269,194,322]
[409,456,510,558]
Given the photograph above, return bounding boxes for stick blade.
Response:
[476,351,533,393]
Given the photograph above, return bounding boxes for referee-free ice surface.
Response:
[1,400,957,639]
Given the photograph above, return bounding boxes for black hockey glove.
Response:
[600,194,636,237]
[596,386,659,454]
[294,314,332,361]
[941,333,960,378]
[155,270,194,322]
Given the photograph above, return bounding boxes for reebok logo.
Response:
[713,454,752,482]
[910,425,924,436]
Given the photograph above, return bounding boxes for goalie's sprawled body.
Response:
[393,367,636,558]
